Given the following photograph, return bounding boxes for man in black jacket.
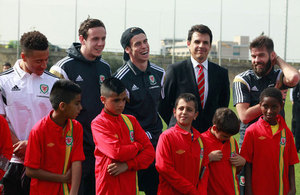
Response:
[50,18,111,195]
[159,24,230,133]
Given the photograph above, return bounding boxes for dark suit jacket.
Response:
[159,58,230,133]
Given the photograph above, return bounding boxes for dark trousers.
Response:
[138,162,159,195]
[294,103,300,152]
[2,163,30,195]
[78,151,95,195]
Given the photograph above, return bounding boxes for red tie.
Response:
[197,64,205,108]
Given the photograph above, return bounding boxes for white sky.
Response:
[0,0,299,61]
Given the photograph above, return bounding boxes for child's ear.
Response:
[212,125,217,131]
[100,96,106,105]
[173,107,176,117]
[194,111,199,120]
[58,102,66,111]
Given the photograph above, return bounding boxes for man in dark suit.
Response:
[159,24,230,133]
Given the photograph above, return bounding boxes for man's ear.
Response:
[194,111,199,120]
[100,96,106,105]
[79,35,85,45]
[270,51,276,61]
[187,40,191,47]
[125,46,131,55]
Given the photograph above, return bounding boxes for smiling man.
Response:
[232,35,299,194]
[50,18,111,195]
[0,31,58,195]
[114,27,165,195]
[159,24,230,133]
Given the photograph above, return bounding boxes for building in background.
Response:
[161,36,249,60]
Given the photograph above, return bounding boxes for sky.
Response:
[0,0,299,62]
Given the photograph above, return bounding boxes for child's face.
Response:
[64,94,82,119]
[101,91,127,116]
[260,96,282,125]
[173,99,198,129]
[212,125,231,142]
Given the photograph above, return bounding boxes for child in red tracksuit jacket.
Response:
[156,93,209,195]
[91,78,155,195]
[241,87,299,195]
[202,108,245,195]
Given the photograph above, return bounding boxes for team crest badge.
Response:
[149,75,157,85]
[240,176,245,186]
[280,137,286,146]
[40,84,49,94]
[130,131,134,142]
[66,136,73,146]
[200,148,204,158]
[99,75,105,84]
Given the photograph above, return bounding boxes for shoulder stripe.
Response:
[100,58,110,67]
[55,57,74,68]
[117,68,130,80]
[115,65,130,79]
[233,76,250,91]
[0,69,14,76]
[43,70,59,78]
[150,63,165,73]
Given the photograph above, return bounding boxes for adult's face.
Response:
[187,32,211,64]
[21,49,49,75]
[126,33,149,64]
[251,47,274,77]
[80,26,106,61]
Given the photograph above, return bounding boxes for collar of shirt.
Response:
[191,57,208,70]
[14,59,45,79]
[174,123,201,140]
[254,67,276,80]
[127,60,151,76]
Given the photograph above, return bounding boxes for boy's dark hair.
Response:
[79,18,105,40]
[50,79,82,110]
[212,108,240,135]
[175,93,198,111]
[20,31,48,54]
[250,35,274,53]
[187,24,213,44]
[259,87,283,104]
[101,78,126,97]
[3,62,11,68]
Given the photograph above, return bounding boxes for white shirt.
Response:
[0,60,58,163]
[191,57,209,108]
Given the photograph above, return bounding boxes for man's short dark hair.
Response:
[101,78,126,97]
[212,108,240,135]
[250,35,274,53]
[187,24,213,44]
[175,93,198,112]
[50,79,82,110]
[20,31,48,54]
[259,87,283,105]
[79,18,105,40]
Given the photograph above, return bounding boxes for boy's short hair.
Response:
[50,79,82,110]
[20,31,48,55]
[79,17,105,40]
[212,108,240,135]
[101,78,126,97]
[175,93,198,111]
[259,87,283,104]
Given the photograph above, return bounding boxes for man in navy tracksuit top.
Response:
[50,18,111,195]
[114,27,165,195]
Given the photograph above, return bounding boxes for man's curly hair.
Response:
[20,31,48,53]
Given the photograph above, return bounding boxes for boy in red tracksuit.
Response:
[241,87,299,195]
[0,115,13,192]
[156,93,209,195]
[24,79,85,195]
[91,78,155,195]
[201,108,245,195]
